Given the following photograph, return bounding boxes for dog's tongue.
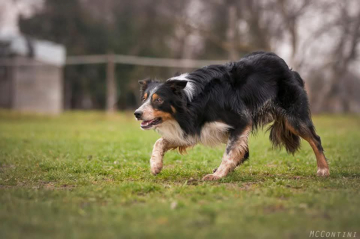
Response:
[141,119,155,127]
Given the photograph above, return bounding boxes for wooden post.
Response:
[226,4,238,61]
[106,53,117,113]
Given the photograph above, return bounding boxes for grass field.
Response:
[0,111,359,239]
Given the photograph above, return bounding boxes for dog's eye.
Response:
[141,97,146,102]
[154,98,163,104]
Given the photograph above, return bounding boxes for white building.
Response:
[0,35,66,114]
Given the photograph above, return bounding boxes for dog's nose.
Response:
[134,111,143,119]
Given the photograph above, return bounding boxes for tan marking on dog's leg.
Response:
[285,121,329,177]
[202,126,251,181]
[150,138,173,175]
[309,139,330,176]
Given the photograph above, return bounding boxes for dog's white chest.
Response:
[198,122,231,146]
[156,120,231,146]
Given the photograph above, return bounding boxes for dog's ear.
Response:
[173,71,182,77]
[138,78,152,92]
[167,80,187,94]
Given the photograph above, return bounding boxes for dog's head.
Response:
[134,78,187,130]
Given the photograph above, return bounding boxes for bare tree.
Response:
[274,0,311,65]
[309,1,360,113]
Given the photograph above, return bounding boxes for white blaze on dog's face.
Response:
[134,78,187,130]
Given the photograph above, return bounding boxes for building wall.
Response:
[11,57,63,114]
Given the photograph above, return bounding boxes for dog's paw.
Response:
[317,168,330,177]
[151,166,162,175]
[202,173,221,181]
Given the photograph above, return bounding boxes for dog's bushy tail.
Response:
[268,117,300,154]
[267,70,305,153]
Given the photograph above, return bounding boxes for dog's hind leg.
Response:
[274,70,329,176]
[212,150,249,173]
[284,117,330,177]
[203,125,251,181]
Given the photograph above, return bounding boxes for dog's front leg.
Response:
[150,138,172,175]
[203,126,251,181]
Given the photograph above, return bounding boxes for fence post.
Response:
[106,53,117,113]
[226,4,238,61]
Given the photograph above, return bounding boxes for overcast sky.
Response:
[0,0,43,36]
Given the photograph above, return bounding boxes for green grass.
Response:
[0,111,359,239]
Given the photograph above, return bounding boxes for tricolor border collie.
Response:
[134,52,329,180]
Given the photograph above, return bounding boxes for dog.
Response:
[134,51,329,181]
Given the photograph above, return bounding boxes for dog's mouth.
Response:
[141,117,162,129]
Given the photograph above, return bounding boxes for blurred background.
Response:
[0,0,359,114]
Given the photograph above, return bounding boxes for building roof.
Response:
[0,34,66,66]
